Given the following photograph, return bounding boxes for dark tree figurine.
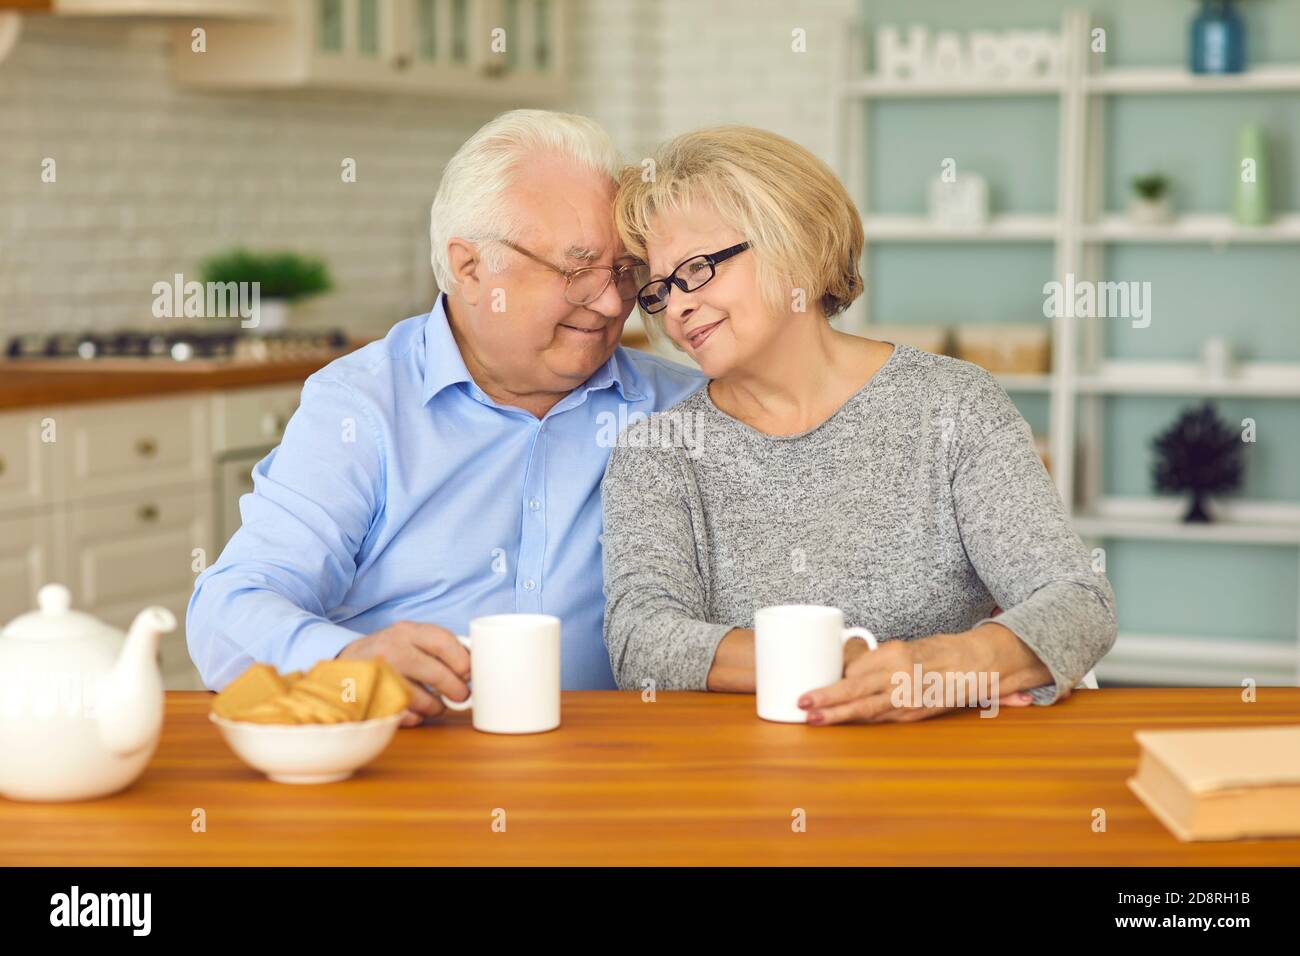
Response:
[1151,401,1244,523]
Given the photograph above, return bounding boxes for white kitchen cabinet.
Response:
[171,0,568,100]
[0,395,210,689]
[0,384,330,690]
[53,0,277,16]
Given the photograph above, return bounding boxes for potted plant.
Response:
[201,249,332,331]
[1129,174,1173,225]
[1151,401,1244,523]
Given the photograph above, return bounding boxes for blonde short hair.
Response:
[614,126,864,329]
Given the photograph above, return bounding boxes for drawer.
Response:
[211,384,301,455]
[64,396,209,500]
[0,410,54,513]
[68,487,210,610]
[0,511,53,624]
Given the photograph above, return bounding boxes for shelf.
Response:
[1073,513,1300,546]
[861,214,1058,242]
[1081,213,1300,245]
[847,76,1063,98]
[1097,632,1297,687]
[1084,65,1300,94]
[1076,361,1300,398]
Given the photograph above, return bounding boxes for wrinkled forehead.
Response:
[508,160,621,263]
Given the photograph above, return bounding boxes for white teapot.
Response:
[0,584,175,801]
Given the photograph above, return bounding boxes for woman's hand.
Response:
[803,624,1048,724]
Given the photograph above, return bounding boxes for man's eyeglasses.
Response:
[635,242,751,315]
[480,237,641,307]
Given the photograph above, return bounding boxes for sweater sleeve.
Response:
[949,371,1118,705]
[600,429,734,692]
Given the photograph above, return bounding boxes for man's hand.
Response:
[337,620,471,727]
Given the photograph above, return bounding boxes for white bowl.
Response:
[210,712,404,784]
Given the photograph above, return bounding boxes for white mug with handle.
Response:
[439,613,561,734]
[754,605,877,723]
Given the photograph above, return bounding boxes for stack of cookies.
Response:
[212,659,411,724]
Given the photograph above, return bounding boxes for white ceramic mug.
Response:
[754,605,877,723]
[439,613,561,734]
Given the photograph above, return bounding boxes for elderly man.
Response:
[187,110,703,725]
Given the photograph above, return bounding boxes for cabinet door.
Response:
[396,0,566,99]
[67,489,211,691]
[310,0,399,86]
[0,409,55,515]
[67,487,211,611]
[62,396,209,502]
[210,384,300,455]
[0,512,53,625]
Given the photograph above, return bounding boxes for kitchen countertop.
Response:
[0,347,363,411]
[2,688,1298,866]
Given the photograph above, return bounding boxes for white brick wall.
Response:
[0,2,855,339]
[652,0,855,163]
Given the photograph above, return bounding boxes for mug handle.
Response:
[439,634,473,711]
[842,626,878,652]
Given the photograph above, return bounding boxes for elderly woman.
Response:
[601,126,1116,724]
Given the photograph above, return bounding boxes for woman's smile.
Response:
[685,317,726,350]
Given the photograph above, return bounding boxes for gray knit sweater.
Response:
[600,344,1117,705]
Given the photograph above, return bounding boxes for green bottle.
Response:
[1234,125,1271,226]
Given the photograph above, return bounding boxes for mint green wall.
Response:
[861,0,1300,648]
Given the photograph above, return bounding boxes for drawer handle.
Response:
[135,438,158,458]
[138,503,160,523]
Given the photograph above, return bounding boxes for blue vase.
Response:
[1190,0,1246,74]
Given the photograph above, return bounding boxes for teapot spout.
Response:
[96,606,175,757]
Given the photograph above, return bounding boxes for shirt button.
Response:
[528,498,541,511]
[523,578,536,591]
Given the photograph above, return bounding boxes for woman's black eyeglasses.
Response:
[636,242,751,315]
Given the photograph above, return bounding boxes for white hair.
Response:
[429,109,623,293]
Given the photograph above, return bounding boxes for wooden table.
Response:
[2,689,1298,866]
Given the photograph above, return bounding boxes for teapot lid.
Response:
[1,584,122,643]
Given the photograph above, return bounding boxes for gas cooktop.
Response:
[4,328,350,364]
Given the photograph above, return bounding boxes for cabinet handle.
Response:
[135,438,158,458]
[260,412,288,436]
[0,456,5,476]
[138,503,160,523]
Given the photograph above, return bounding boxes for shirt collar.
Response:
[420,294,475,405]
[421,294,645,406]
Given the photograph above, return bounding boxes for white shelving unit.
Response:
[832,10,1300,687]
[861,213,1059,242]
[1081,212,1300,244]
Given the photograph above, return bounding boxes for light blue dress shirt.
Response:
[187,296,703,691]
